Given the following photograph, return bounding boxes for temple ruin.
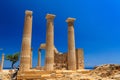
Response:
[17,10,85,79]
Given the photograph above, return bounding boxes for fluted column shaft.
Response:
[45,14,55,71]
[20,10,33,72]
[66,18,76,70]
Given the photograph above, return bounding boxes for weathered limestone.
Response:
[19,10,33,72]
[76,48,84,69]
[39,43,59,54]
[40,43,46,49]
[0,62,1,71]
[37,48,41,67]
[16,12,86,80]
[30,48,33,68]
[45,14,55,71]
[54,53,68,70]
[54,47,59,54]
[0,53,4,72]
[66,18,76,70]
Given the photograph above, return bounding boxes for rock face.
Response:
[90,64,120,79]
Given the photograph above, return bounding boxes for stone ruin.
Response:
[36,44,84,70]
[54,49,84,70]
[19,10,84,72]
[1,10,120,80]
[5,10,85,79]
[0,10,85,80]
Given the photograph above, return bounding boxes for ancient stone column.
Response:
[76,48,84,69]
[30,48,33,68]
[37,49,41,67]
[45,14,55,71]
[0,62,1,72]
[0,53,4,72]
[66,18,76,70]
[19,10,33,72]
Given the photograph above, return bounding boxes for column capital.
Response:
[25,10,33,16]
[66,17,76,23]
[46,14,56,21]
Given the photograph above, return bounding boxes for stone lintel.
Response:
[66,17,76,23]
[40,43,46,49]
[46,14,56,20]
[25,10,33,16]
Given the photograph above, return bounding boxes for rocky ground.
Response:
[0,70,13,80]
[1,64,120,80]
[89,64,120,80]
[43,64,120,80]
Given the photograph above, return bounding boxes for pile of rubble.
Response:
[90,64,120,79]
[0,70,14,80]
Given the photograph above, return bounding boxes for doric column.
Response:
[30,48,33,68]
[45,14,55,71]
[66,18,76,70]
[76,48,84,69]
[37,49,41,67]
[19,10,33,72]
[0,53,4,72]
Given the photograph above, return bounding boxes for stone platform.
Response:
[17,69,92,80]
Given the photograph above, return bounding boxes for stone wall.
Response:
[54,53,68,70]
[76,48,84,69]
[54,48,84,70]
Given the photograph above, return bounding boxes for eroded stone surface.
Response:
[45,14,55,71]
[66,17,76,70]
[19,10,33,72]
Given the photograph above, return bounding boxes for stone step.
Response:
[17,70,91,80]
[18,71,56,75]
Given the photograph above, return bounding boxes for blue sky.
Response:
[0,0,120,68]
